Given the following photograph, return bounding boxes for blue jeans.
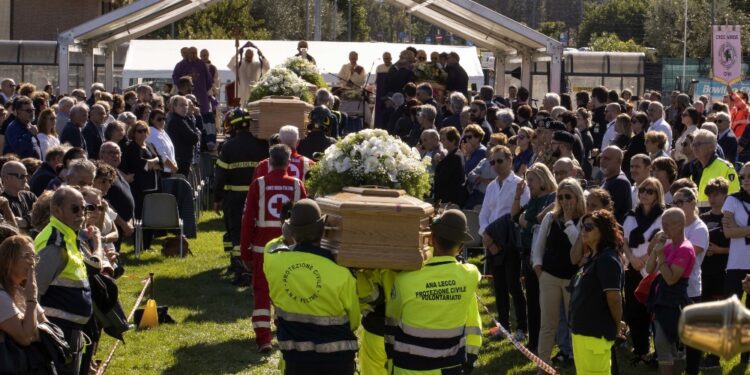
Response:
[557,301,573,357]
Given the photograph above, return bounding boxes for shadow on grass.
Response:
[163,338,269,374]
[198,215,225,232]
[147,267,252,324]
[726,362,749,375]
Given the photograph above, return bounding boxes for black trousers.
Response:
[624,268,651,356]
[492,250,527,332]
[725,269,750,360]
[49,318,84,375]
[522,254,540,349]
[222,191,246,257]
[285,360,355,375]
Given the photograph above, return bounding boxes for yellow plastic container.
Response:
[139,299,159,329]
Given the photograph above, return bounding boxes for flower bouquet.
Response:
[247,67,314,104]
[413,62,447,84]
[306,129,431,198]
[281,57,328,89]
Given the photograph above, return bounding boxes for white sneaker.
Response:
[512,329,527,342]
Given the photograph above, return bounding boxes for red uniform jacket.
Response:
[240,169,307,262]
[252,149,315,181]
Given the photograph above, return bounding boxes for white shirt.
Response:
[722,196,750,270]
[478,172,530,235]
[36,133,60,161]
[623,214,662,277]
[600,120,617,150]
[147,126,176,173]
[650,118,673,152]
[631,185,639,209]
[684,217,709,298]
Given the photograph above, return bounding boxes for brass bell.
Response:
[678,295,750,359]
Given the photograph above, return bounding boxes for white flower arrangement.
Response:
[247,67,313,103]
[307,129,431,198]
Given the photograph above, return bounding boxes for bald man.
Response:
[599,146,632,223]
[1,161,36,230]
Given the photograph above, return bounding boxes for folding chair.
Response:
[134,193,184,258]
[461,209,482,260]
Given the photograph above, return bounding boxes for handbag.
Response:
[634,272,658,305]
[0,331,28,374]
[0,320,71,375]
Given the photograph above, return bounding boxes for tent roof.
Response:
[121,39,486,87]
[61,0,562,59]
[384,0,562,57]
[58,0,221,47]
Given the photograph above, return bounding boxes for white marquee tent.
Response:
[57,0,563,96]
[122,39,486,88]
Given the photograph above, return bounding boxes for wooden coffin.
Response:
[316,187,435,270]
[246,96,313,140]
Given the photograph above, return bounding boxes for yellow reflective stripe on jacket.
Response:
[392,336,466,358]
[224,185,250,192]
[276,307,350,326]
[278,340,358,353]
[44,307,90,325]
[216,160,259,170]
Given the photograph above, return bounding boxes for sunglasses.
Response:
[672,198,693,206]
[70,204,96,215]
[558,193,574,201]
[582,222,596,232]
[136,128,148,133]
[463,134,476,140]
[489,158,505,166]
[517,135,527,140]
[638,187,657,195]
[155,117,165,122]
[739,174,750,181]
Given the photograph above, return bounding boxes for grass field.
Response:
[96,212,750,374]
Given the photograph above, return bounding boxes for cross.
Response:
[268,193,289,219]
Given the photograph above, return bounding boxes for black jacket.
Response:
[82,121,104,159]
[433,148,466,206]
[445,63,469,96]
[297,131,335,160]
[385,65,415,95]
[718,129,738,164]
[29,162,57,197]
[623,131,647,181]
[213,131,269,202]
[166,113,200,172]
[60,121,86,149]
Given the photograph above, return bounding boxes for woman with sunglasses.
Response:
[147,109,178,176]
[622,177,665,365]
[569,209,625,375]
[532,178,586,367]
[36,108,60,162]
[511,162,557,352]
[513,127,534,177]
[676,134,696,179]
[646,208,696,375]
[674,107,701,163]
[461,124,486,175]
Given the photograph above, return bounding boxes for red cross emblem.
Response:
[267,193,290,219]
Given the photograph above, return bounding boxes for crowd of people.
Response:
[0,67,215,373]
[376,78,750,374]
[4,40,750,375]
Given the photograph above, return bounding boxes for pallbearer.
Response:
[264,199,360,374]
[385,209,482,374]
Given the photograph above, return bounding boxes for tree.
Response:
[140,0,269,40]
[578,0,648,48]
[538,21,566,39]
[589,32,648,53]
[644,0,750,58]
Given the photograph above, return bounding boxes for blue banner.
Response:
[694,79,750,102]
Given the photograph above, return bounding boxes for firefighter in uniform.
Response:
[264,199,360,374]
[253,125,315,181]
[297,106,337,160]
[385,209,482,374]
[240,144,307,352]
[214,108,269,286]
